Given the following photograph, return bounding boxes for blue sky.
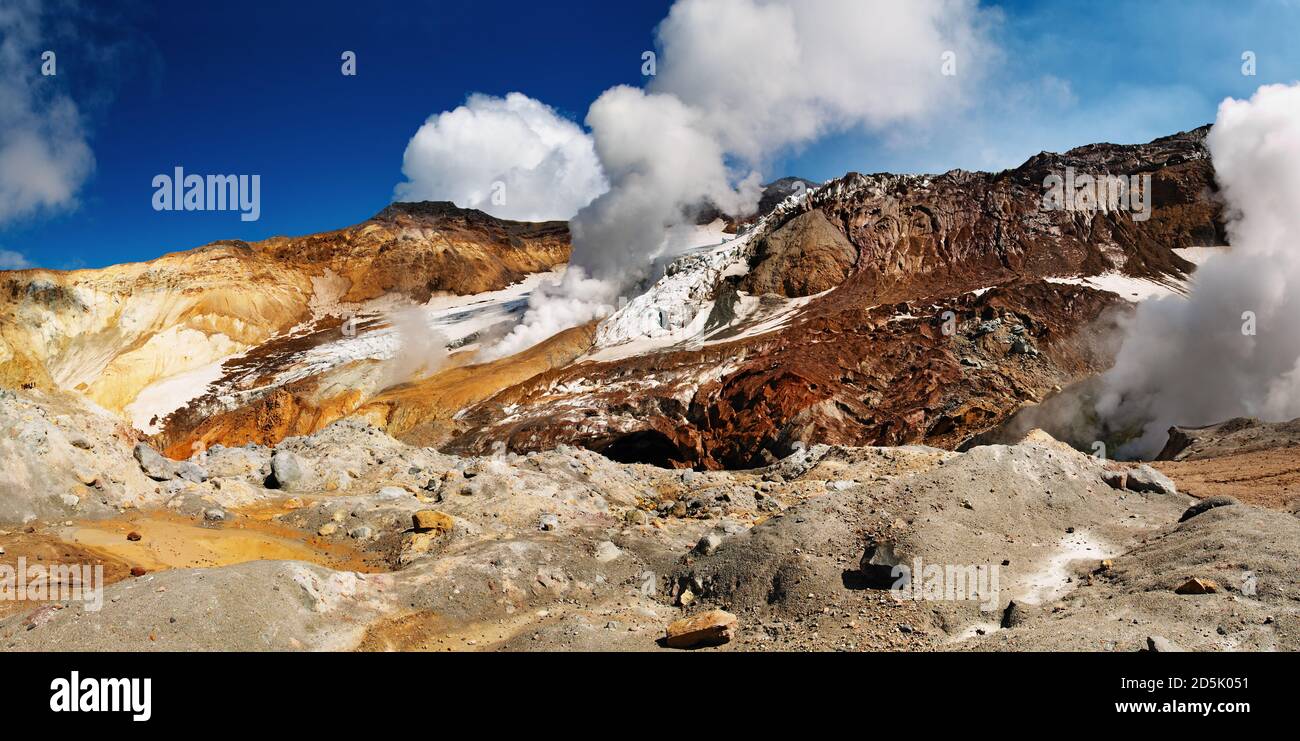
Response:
[2,0,1299,270]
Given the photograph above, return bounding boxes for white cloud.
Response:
[0,0,95,225]
[0,248,33,270]
[488,0,997,357]
[394,92,608,222]
[651,0,994,162]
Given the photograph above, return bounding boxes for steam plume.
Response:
[1097,83,1300,456]
[384,307,450,385]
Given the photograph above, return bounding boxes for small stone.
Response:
[538,514,560,531]
[1146,635,1185,652]
[664,609,737,649]
[348,525,373,540]
[1096,559,1114,573]
[317,523,338,537]
[593,540,622,563]
[624,509,650,525]
[130,566,147,577]
[1001,600,1038,628]
[126,531,142,542]
[1101,470,1127,490]
[897,623,914,634]
[399,531,444,563]
[638,571,657,597]
[377,486,410,500]
[1174,577,1219,595]
[203,509,226,522]
[678,589,696,607]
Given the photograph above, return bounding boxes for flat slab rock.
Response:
[664,609,738,649]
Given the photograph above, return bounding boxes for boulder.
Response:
[1125,465,1177,496]
[175,461,208,484]
[664,609,738,649]
[133,443,175,481]
[266,451,306,490]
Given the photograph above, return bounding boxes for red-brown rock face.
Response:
[439,127,1222,469]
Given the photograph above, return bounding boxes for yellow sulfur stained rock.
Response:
[412,510,454,535]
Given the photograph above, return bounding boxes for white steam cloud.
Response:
[395,92,608,222]
[384,307,450,386]
[1097,83,1300,456]
[488,0,993,359]
[0,0,95,225]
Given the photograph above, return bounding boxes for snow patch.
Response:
[1045,272,1187,302]
[127,359,228,434]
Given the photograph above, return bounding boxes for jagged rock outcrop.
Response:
[440,127,1222,468]
[741,210,858,297]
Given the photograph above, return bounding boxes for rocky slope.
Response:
[0,203,570,449]
[0,128,1221,472]
[437,127,1221,468]
[2,390,1294,652]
